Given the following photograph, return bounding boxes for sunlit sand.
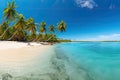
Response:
[0,41,54,77]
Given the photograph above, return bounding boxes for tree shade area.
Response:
[0,0,68,42]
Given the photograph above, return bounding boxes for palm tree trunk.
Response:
[8,30,17,41]
[46,34,55,42]
[36,37,41,42]
[0,27,9,39]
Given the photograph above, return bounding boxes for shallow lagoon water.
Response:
[0,42,120,80]
[55,42,120,80]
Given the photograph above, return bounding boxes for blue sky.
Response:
[1,0,120,41]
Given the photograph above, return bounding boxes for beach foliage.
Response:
[0,0,68,42]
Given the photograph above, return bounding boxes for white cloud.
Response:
[75,0,98,9]
[80,34,120,41]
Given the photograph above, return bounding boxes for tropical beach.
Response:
[0,41,96,80]
[1,41,120,80]
[0,0,120,80]
[0,0,72,80]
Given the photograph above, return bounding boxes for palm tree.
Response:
[57,21,66,32]
[3,0,17,21]
[46,25,55,41]
[0,22,9,39]
[39,21,46,41]
[40,21,46,34]
[49,25,55,33]
[8,14,26,40]
[27,18,36,41]
[1,0,18,39]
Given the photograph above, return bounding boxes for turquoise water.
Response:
[1,42,120,80]
[55,42,120,80]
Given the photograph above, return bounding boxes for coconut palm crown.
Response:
[57,21,66,32]
[40,21,46,34]
[49,25,55,33]
[3,0,18,22]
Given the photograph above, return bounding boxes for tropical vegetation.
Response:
[0,0,68,42]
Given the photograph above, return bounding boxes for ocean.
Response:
[54,42,120,80]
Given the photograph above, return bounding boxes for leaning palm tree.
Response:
[0,22,9,39]
[39,21,46,34]
[35,21,46,42]
[1,0,18,39]
[8,14,26,40]
[26,18,36,41]
[57,21,66,32]
[39,21,46,41]
[46,25,55,41]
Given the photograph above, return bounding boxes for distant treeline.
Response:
[58,39,72,42]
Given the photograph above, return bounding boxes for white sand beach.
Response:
[0,41,56,80]
[0,41,43,50]
[0,41,53,62]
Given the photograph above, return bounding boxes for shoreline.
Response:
[0,41,43,50]
[0,41,94,80]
